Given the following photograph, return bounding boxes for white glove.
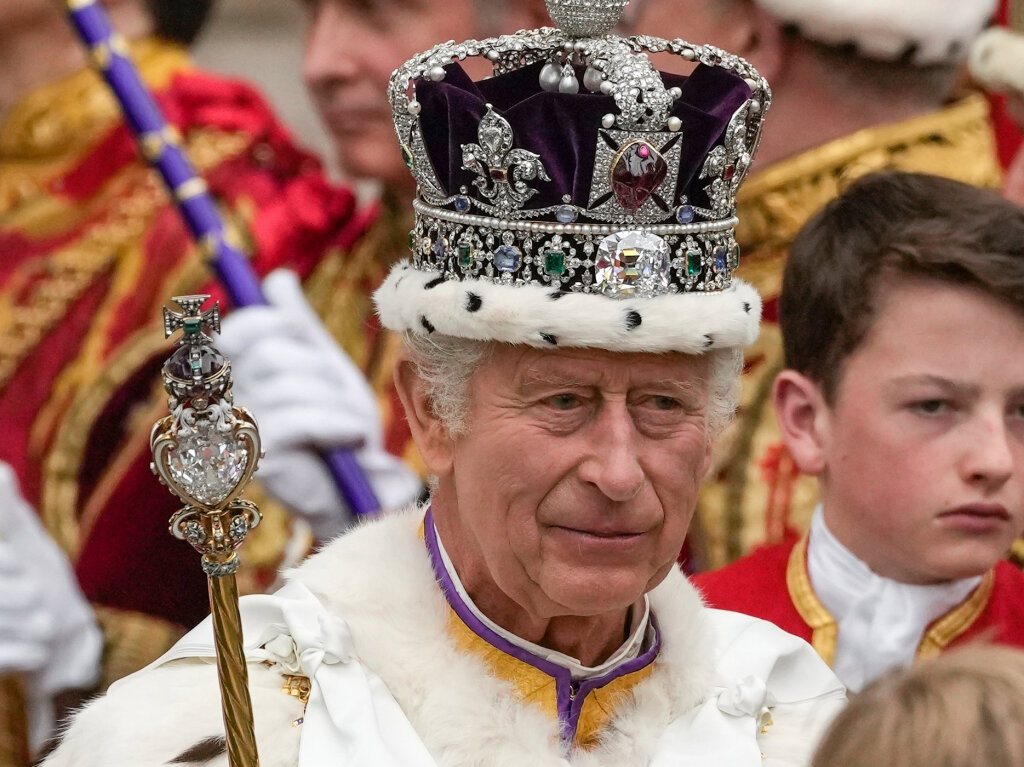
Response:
[0,462,103,750]
[219,269,422,540]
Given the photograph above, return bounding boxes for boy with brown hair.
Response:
[694,172,1024,692]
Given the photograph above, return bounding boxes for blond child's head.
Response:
[813,644,1024,767]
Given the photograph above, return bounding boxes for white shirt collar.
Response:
[433,527,653,679]
[807,507,981,692]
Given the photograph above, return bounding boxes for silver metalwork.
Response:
[387,0,771,299]
[462,106,551,215]
[151,295,263,562]
[412,200,739,297]
[545,0,629,38]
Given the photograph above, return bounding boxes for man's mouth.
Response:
[937,504,1012,533]
[939,503,1011,520]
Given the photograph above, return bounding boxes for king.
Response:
[43,2,845,765]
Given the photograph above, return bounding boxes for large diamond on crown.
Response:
[167,419,249,506]
[595,231,671,297]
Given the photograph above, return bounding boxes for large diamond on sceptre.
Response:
[150,295,261,767]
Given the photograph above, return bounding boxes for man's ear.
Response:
[741,3,787,84]
[394,353,456,477]
[772,369,830,476]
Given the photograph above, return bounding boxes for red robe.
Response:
[693,538,1024,666]
[0,39,382,684]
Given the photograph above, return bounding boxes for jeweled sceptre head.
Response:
[376,0,771,356]
[151,295,262,577]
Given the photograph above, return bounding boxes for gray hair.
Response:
[401,332,742,439]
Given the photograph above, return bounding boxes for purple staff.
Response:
[63,0,381,518]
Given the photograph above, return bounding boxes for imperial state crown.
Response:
[375,0,771,355]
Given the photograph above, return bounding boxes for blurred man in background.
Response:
[216,0,551,518]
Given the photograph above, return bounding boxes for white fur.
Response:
[47,509,842,766]
[374,262,761,355]
[969,27,1024,95]
[756,0,997,64]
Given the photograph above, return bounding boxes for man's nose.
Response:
[959,409,1016,490]
[577,403,646,503]
[302,2,359,88]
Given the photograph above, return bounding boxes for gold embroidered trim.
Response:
[786,536,838,667]
[788,536,997,666]
[282,675,311,705]
[916,569,995,659]
[0,132,246,398]
[93,604,186,690]
[0,38,189,162]
[0,243,121,396]
[736,94,1002,262]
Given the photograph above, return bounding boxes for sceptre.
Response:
[150,296,262,767]
[62,0,381,518]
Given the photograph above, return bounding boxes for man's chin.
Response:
[919,546,1006,583]
[543,575,650,617]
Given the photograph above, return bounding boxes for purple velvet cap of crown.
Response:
[415,60,752,214]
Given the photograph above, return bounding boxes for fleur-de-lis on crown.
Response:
[461,105,551,215]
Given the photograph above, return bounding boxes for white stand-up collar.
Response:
[806,507,981,693]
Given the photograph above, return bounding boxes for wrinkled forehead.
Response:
[479,343,713,391]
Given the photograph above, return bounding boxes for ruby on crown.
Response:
[611,140,668,212]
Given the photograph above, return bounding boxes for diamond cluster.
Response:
[411,199,740,297]
[166,418,249,507]
[545,0,629,37]
[389,1,770,299]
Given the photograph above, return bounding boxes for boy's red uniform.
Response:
[693,539,1024,666]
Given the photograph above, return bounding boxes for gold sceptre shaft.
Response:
[150,296,262,767]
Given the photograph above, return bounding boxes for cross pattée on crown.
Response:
[163,294,221,343]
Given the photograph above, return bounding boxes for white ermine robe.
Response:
[46,508,845,767]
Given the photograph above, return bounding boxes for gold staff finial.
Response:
[150,295,261,767]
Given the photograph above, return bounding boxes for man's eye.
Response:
[911,399,948,415]
[546,393,581,411]
[650,396,682,411]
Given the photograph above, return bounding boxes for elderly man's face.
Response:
[438,345,713,620]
